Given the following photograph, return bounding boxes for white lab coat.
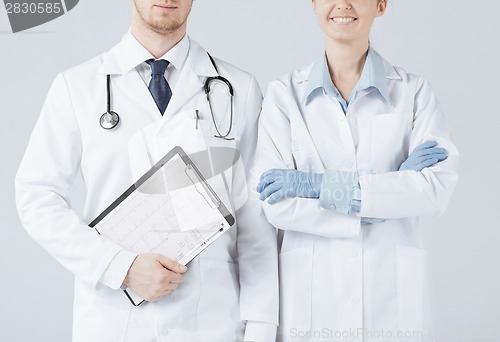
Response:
[16,34,278,342]
[256,57,459,342]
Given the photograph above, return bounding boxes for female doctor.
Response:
[15,1,278,341]
[256,0,459,341]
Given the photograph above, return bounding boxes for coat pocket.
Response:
[291,139,322,172]
[73,280,132,342]
[370,113,413,171]
[197,258,244,342]
[279,246,313,335]
[396,245,427,333]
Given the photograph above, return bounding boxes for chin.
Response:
[148,20,183,34]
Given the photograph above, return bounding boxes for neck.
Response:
[131,18,186,59]
[325,38,369,80]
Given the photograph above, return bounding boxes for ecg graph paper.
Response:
[94,157,227,263]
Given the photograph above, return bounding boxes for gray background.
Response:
[1,0,499,341]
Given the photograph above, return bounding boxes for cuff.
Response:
[99,249,138,290]
[319,170,359,215]
[244,321,277,342]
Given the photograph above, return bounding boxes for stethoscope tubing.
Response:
[100,55,234,139]
[99,74,120,130]
[204,75,234,140]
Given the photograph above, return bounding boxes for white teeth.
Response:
[333,17,355,23]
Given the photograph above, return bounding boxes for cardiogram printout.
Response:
[89,146,234,265]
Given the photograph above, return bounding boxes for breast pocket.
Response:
[396,245,428,333]
[370,113,413,172]
[278,246,313,336]
[291,139,322,171]
[203,141,240,214]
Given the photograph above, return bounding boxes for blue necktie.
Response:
[146,59,172,115]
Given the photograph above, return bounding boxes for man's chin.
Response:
[148,21,184,35]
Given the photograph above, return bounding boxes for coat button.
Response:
[160,326,169,336]
[348,248,360,258]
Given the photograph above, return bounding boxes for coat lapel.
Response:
[100,34,219,120]
[163,38,219,118]
[101,33,161,121]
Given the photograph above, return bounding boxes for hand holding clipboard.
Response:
[89,146,234,305]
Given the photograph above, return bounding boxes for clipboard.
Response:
[89,146,235,306]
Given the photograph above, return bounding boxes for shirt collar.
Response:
[155,33,189,72]
[303,47,391,105]
[102,30,189,74]
[360,48,390,104]
[303,54,326,101]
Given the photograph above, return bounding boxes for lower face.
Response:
[134,0,193,35]
[313,0,384,44]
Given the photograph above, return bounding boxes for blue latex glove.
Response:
[361,217,386,224]
[351,199,386,224]
[257,169,323,204]
[399,140,447,172]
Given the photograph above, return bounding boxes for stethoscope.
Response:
[99,54,235,140]
[99,74,120,130]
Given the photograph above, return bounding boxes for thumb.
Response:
[156,254,188,273]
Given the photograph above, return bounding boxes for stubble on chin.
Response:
[133,0,192,36]
[144,18,185,35]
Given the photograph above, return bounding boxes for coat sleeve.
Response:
[15,74,135,288]
[235,76,279,337]
[359,78,460,218]
[255,81,361,239]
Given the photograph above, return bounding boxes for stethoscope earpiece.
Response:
[100,111,120,130]
[204,76,234,96]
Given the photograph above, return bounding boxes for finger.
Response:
[257,176,276,193]
[428,152,448,161]
[257,170,281,193]
[416,152,447,164]
[437,154,448,161]
[259,182,283,201]
[165,282,180,291]
[268,190,286,205]
[422,153,448,167]
[256,179,266,193]
[415,147,447,157]
[418,157,440,169]
[156,254,187,273]
[413,140,437,153]
[259,169,280,183]
[167,271,183,284]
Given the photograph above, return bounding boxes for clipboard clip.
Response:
[184,164,221,208]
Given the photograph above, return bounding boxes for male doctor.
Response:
[15,1,278,341]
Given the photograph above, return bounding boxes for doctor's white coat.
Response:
[256,56,459,342]
[16,34,278,342]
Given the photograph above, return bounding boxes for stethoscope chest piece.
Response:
[100,111,120,130]
[100,74,120,130]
